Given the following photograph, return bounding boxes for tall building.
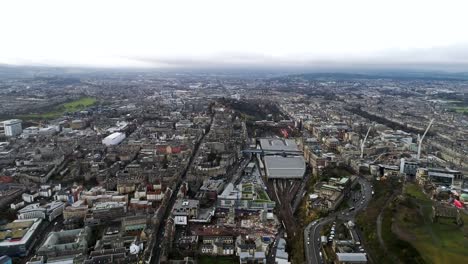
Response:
[3,119,22,137]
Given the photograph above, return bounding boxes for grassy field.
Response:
[359,181,468,264]
[394,183,468,264]
[258,189,270,200]
[198,256,238,264]
[453,106,468,113]
[381,205,424,263]
[19,97,97,119]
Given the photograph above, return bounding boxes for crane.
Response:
[417,119,434,161]
[360,124,373,159]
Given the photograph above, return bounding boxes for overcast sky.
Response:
[1,0,467,70]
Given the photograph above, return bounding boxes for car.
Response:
[361,201,364,205]
[307,241,310,245]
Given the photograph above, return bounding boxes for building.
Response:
[336,253,367,264]
[3,119,22,137]
[275,238,290,264]
[263,156,306,179]
[325,137,340,151]
[173,199,199,225]
[17,201,65,221]
[312,177,357,211]
[200,236,234,256]
[0,256,12,264]
[0,218,43,257]
[416,167,464,187]
[63,201,89,220]
[121,216,147,234]
[102,132,126,146]
[87,201,127,224]
[36,227,91,262]
[399,158,419,176]
[22,192,38,203]
[22,126,39,136]
[217,183,275,211]
[259,138,299,152]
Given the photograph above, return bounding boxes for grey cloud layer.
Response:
[126,44,468,71]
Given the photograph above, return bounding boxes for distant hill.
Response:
[279,71,468,81]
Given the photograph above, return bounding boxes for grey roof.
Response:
[260,138,299,152]
[275,250,289,260]
[336,253,368,262]
[254,251,265,259]
[264,156,306,179]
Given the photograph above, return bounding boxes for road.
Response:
[229,157,251,185]
[304,177,373,264]
[149,115,214,264]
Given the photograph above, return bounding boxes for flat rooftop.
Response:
[264,156,306,179]
[259,138,299,152]
[0,218,42,247]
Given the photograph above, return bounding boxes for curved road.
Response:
[304,177,373,264]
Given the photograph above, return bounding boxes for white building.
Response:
[3,119,22,137]
[10,201,25,210]
[22,192,38,203]
[17,201,65,221]
[102,132,126,146]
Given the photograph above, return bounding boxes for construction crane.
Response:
[417,119,434,161]
[360,124,373,159]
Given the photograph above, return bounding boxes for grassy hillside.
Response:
[19,97,97,119]
[393,183,468,264]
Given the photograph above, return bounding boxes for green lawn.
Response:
[258,190,270,200]
[405,183,429,200]
[397,183,468,264]
[453,106,468,113]
[62,97,96,111]
[19,97,97,119]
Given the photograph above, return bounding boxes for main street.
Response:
[304,177,373,264]
[149,115,215,264]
